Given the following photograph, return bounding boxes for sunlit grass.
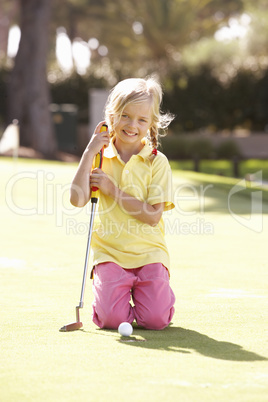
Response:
[170,159,268,180]
[1,157,268,402]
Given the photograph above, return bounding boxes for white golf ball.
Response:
[118,322,133,337]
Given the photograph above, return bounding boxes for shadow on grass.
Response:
[114,326,268,362]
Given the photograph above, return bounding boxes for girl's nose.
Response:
[128,119,136,128]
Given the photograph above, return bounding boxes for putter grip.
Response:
[91,124,107,195]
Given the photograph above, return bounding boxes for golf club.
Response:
[60,124,108,332]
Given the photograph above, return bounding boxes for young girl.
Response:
[70,77,175,330]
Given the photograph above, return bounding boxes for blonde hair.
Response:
[105,77,174,150]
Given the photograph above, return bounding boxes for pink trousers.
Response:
[92,262,175,330]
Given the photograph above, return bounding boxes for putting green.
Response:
[0,158,267,402]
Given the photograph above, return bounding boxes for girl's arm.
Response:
[114,189,165,226]
[90,168,165,226]
[70,122,110,207]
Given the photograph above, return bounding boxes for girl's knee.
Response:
[135,306,175,330]
[92,302,134,329]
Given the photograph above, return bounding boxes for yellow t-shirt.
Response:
[91,139,175,270]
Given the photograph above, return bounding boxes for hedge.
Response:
[1,65,268,134]
[160,136,242,160]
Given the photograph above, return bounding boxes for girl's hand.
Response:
[90,168,115,196]
[86,121,110,155]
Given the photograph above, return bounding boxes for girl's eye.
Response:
[122,114,128,118]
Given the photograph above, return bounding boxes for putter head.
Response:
[59,306,83,332]
[59,321,83,332]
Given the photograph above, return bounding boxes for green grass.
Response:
[170,159,268,180]
[1,157,268,402]
[172,169,268,204]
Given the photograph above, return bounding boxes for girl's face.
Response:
[114,100,152,151]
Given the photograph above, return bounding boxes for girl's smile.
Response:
[122,130,137,137]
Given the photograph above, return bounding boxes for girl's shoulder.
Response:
[150,150,170,166]
[147,150,172,176]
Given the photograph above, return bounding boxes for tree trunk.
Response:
[7,0,57,158]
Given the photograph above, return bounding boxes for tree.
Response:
[7,0,57,157]
[5,0,248,156]
[47,0,245,82]
[104,0,245,77]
